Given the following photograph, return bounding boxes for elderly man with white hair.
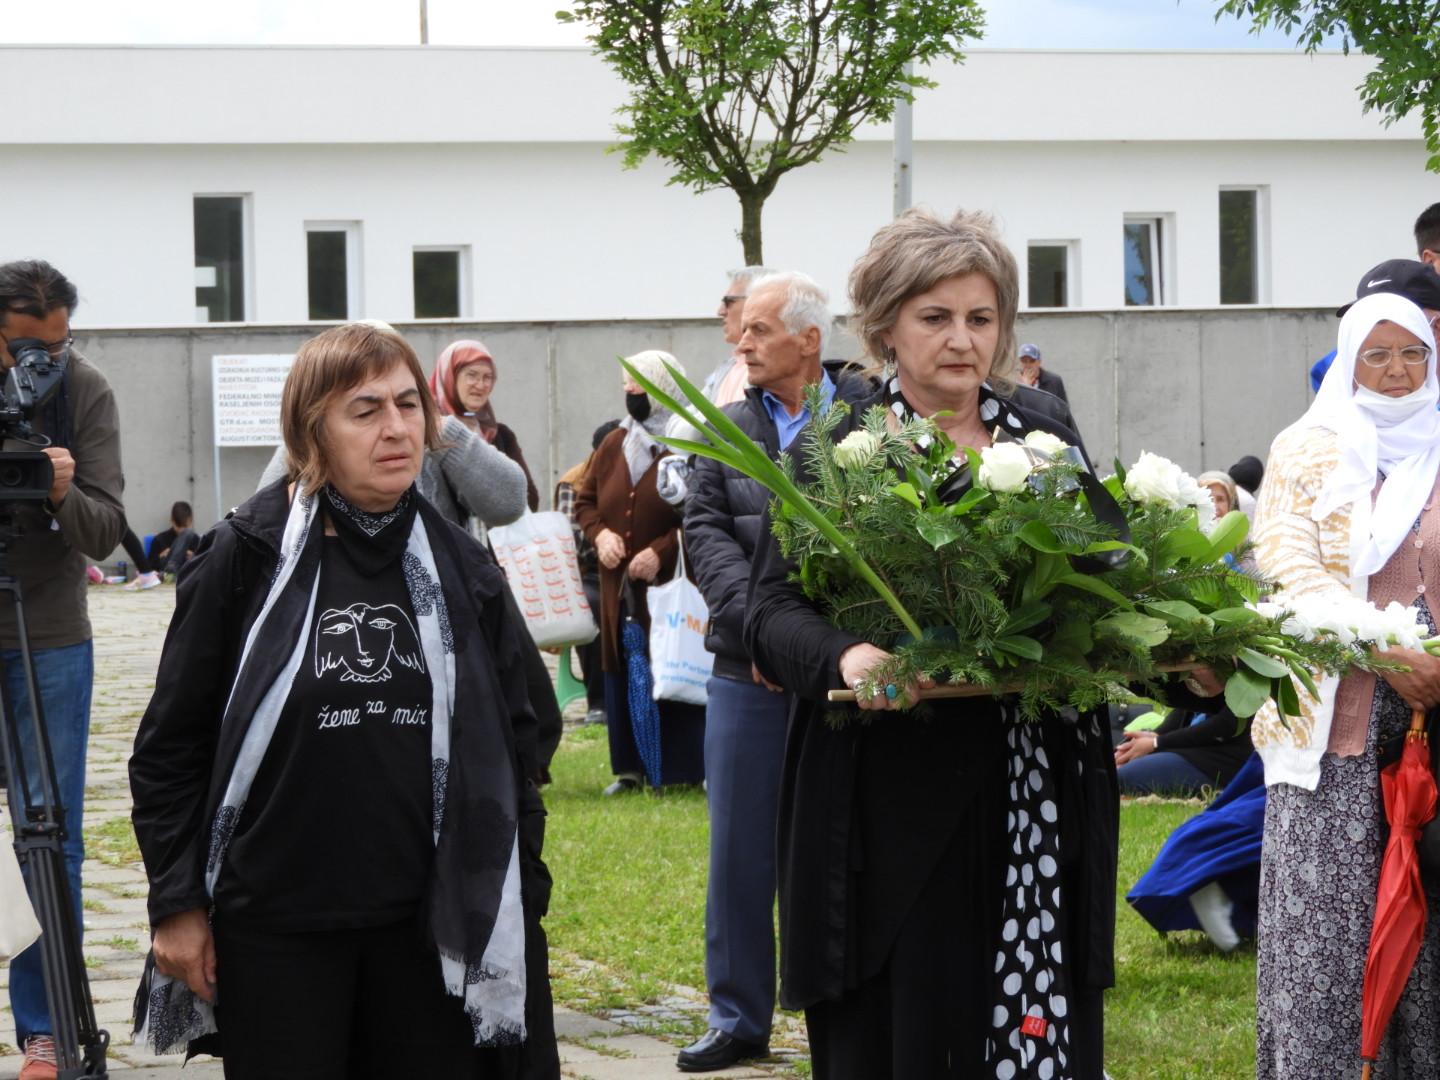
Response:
[679,272,872,1072]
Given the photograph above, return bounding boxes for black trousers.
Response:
[212,917,477,1079]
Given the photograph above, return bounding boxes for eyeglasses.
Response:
[0,330,72,360]
[720,294,745,309]
[1358,344,1432,368]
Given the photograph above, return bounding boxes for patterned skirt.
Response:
[1256,670,1440,1078]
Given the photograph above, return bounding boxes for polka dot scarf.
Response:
[886,375,1077,1078]
[986,718,1076,1079]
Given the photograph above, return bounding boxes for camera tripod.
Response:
[0,515,108,1078]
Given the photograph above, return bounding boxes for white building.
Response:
[1,44,1436,325]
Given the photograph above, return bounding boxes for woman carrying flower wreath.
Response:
[1253,292,1440,1077]
[744,208,1142,1079]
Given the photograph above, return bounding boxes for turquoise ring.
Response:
[885,683,899,701]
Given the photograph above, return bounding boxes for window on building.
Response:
[1027,242,1076,308]
[194,196,247,322]
[306,222,361,321]
[1219,188,1263,305]
[1123,215,1167,306]
[414,247,469,318]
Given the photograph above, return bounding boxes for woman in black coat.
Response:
[130,323,557,1078]
[744,209,1121,1080]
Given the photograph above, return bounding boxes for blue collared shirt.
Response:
[761,372,836,451]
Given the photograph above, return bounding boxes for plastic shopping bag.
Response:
[489,511,599,649]
[0,806,40,961]
[647,540,713,705]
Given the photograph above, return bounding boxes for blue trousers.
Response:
[703,674,790,1043]
[3,641,92,1045]
[1116,750,1212,797]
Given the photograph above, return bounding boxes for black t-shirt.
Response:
[214,536,434,930]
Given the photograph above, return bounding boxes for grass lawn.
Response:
[544,725,1258,1079]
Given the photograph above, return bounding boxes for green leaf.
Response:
[1056,572,1134,608]
[1125,710,1169,732]
[1224,666,1272,718]
[1017,520,1069,554]
[1210,606,1263,626]
[994,634,1044,661]
[915,515,963,551]
[1048,617,1094,658]
[1159,526,1213,567]
[1275,673,1302,718]
[889,482,922,510]
[947,487,991,516]
[1096,612,1171,647]
[1237,646,1289,679]
[1205,510,1250,561]
[1026,552,1069,602]
[1143,600,1205,625]
[1287,659,1322,702]
[1002,601,1052,636]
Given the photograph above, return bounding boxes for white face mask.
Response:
[1352,381,1433,425]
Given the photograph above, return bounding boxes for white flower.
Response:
[1022,430,1069,458]
[1124,451,1187,508]
[1178,473,1218,533]
[977,442,1034,493]
[833,429,881,470]
[1268,593,1429,649]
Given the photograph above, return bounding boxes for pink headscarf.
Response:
[429,340,498,441]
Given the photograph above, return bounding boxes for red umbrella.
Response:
[1360,708,1437,1080]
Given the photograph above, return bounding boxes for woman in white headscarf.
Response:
[573,351,706,794]
[1252,292,1440,1076]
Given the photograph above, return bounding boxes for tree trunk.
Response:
[738,188,766,265]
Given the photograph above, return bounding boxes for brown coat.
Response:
[573,427,680,672]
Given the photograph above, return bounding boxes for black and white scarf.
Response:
[883,374,1031,450]
[138,486,527,1053]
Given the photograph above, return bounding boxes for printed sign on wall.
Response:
[212,354,295,446]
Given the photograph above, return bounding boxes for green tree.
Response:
[1218,0,1440,170]
[558,0,984,263]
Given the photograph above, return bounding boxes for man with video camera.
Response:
[0,260,124,1080]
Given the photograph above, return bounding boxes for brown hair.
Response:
[281,322,441,495]
[849,207,1020,392]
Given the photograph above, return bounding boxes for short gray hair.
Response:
[726,265,774,295]
[748,270,832,357]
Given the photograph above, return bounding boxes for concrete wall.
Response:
[82,307,1333,563]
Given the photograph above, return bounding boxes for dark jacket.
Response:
[130,480,558,1073]
[0,352,126,648]
[493,422,541,513]
[743,384,1119,1040]
[684,361,874,679]
[1036,368,1069,403]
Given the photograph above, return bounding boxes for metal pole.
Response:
[892,62,913,217]
[419,0,429,44]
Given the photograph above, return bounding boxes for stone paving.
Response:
[0,584,797,1079]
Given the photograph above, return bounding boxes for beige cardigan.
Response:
[1251,421,1368,790]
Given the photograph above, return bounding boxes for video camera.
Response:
[0,336,66,502]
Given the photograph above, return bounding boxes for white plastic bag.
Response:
[0,806,41,961]
[647,540,713,705]
[489,511,599,649]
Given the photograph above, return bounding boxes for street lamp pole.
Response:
[892,61,913,217]
[420,0,429,44]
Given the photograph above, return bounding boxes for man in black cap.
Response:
[1310,259,1440,390]
[1416,202,1440,271]
[1016,342,1068,402]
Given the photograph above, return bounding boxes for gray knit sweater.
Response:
[256,415,528,528]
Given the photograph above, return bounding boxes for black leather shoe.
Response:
[676,1028,768,1072]
[601,775,641,796]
